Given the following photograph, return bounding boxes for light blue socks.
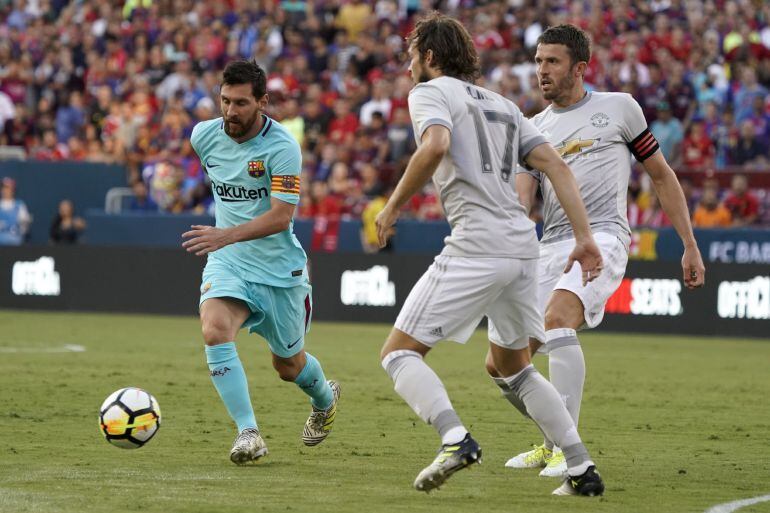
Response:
[294,353,333,409]
[205,342,258,432]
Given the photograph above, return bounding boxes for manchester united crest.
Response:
[248,160,265,178]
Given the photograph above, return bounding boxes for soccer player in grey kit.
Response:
[501,24,705,478]
[375,13,605,496]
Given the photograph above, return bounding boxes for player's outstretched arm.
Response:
[375,124,450,248]
[182,198,295,256]
[524,142,602,285]
[641,151,705,288]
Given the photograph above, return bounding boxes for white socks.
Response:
[382,350,467,443]
[546,328,585,427]
[442,426,469,445]
[541,328,585,452]
[494,365,583,450]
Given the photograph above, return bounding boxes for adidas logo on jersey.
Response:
[211,179,268,202]
[429,327,444,338]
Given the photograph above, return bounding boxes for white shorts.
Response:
[395,255,546,350]
[537,232,629,329]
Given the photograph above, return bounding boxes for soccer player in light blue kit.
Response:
[183,60,340,464]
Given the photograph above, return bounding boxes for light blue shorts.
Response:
[199,261,312,358]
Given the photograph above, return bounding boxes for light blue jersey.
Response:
[191,115,306,288]
[192,111,335,433]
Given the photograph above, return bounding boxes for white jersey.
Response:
[409,76,547,258]
[519,91,658,248]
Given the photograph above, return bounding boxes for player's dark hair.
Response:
[537,24,591,66]
[222,60,267,99]
[407,12,480,82]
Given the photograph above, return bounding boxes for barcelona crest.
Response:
[282,176,296,190]
[248,160,265,178]
[271,174,301,195]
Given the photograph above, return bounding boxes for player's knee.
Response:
[379,334,400,362]
[544,308,571,330]
[529,338,543,356]
[379,344,393,363]
[276,368,297,381]
[380,328,429,362]
[484,353,499,377]
[272,359,301,381]
[201,319,233,346]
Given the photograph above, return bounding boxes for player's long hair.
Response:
[407,12,480,83]
[222,60,267,100]
[537,24,592,66]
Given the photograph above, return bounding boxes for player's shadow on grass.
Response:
[230,460,283,469]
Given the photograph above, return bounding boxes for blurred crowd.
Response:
[626,172,762,229]
[1,0,770,248]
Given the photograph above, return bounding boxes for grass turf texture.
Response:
[0,310,769,513]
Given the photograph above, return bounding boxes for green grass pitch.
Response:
[1,310,769,513]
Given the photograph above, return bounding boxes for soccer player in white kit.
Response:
[501,25,706,478]
[375,13,605,496]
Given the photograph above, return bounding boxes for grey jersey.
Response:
[409,76,547,258]
[519,91,651,248]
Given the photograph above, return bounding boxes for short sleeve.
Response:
[515,163,542,182]
[621,94,660,162]
[270,139,302,205]
[517,115,548,167]
[190,122,203,158]
[408,83,453,139]
[619,94,649,143]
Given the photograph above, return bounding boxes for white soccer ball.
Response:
[99,387,161,449]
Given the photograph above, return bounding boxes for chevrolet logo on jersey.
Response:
[211,179,268,202]
[556,139,598,157]
[248,160,265,178]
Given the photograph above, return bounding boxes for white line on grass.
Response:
[705,494,770,513]
[0,344,86,353]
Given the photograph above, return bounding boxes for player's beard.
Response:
[542,73,576,103]
[416,58,432,83]
[224,110,259,138]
